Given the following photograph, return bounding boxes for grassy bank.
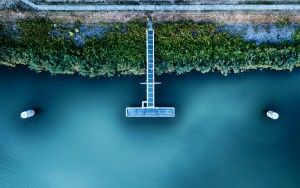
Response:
[0,19,299,77]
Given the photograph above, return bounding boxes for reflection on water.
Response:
[0,66,300,188]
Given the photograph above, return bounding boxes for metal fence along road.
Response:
[21,0,300,11]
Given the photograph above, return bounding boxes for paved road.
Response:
[22,0,300,11]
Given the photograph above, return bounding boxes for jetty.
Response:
[126,20,175,117]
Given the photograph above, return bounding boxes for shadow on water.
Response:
[33,107,42,114]
[123,117,177,127]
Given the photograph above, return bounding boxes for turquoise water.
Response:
[0,66,299,188]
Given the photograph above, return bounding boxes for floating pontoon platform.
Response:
[126,107,175,117]
[126,19,175,118]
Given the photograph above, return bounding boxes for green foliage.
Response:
[0,21,5,43]
[155,22,299,75]
[83,22,146,76]
[155,22,215,75]
[295,29,300,43]
[18,18,53,47]
[0,22,4,32]
[0,19,299,77]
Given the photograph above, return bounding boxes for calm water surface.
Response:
[0,66,299,188]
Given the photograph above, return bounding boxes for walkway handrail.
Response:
[21,0,300,11]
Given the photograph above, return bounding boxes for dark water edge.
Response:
[0,66,300,188]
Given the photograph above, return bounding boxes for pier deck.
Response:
[126,107,175,117]
[126,19,175,118]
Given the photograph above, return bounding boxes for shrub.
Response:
[0,19,299,77]
[294,29,300,43]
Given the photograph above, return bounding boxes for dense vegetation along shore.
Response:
[0,19,299,77]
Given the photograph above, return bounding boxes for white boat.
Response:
[266,110,279,120]
[20,110,35,119]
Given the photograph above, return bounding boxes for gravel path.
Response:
[1,10,300,24]
[21,0,300,11]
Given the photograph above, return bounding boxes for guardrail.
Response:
[21,0,300,11]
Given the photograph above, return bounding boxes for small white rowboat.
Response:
[20,110,35,119]
[266,110,279,120]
